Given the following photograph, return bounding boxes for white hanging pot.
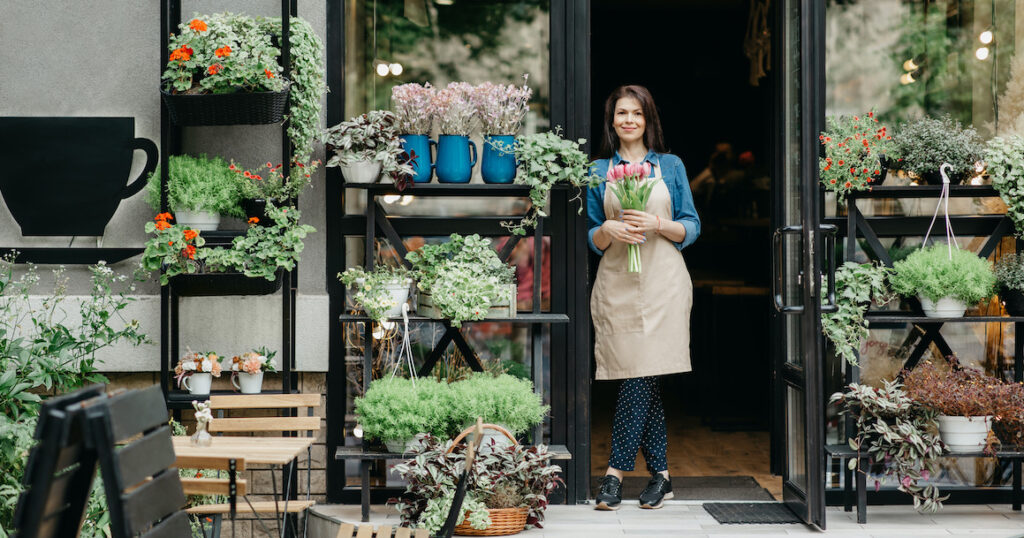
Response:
[182,372,212,395]
[340,160,382,184]
[232,371,264,394]
[383,278,412,318]
[919,295,968,318]
[175,210,221,231]
[937,415,992,451]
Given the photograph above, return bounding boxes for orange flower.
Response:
[183,229,198,241]
[207,63,222,75]
[215,45,232,58]
[168,241,174,246]
[155,220,171,231]
[264,68,275,79]
[155,212,173,222]
[169,45,192,62]
[248,217,260,225]
[185,245,197,260]
[189,18,208,32]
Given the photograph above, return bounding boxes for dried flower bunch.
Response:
[892,115,984,183]
[472,76,532,136]
[432,82,478,135]
[903,359,1000,417]
[819,111,897,202]
[391,82,436,135]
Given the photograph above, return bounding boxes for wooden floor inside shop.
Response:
[591,375,782,501]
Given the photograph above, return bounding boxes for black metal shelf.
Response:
[847,185,998,199]
[864,313,1024,323]
[338,312,569,324]
[827,444,1024,459]
[334,444,573,461]
[0,248,143,265]
[342,182,568,196]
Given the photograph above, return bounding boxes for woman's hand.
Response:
[601,219,645,245]
[621,210,659,233]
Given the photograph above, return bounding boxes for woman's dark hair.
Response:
[600,85,668,158]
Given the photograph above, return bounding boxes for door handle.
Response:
[820,224,838,313]
[773,225,805,314]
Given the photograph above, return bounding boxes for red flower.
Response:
[215,45,232,58]
[849,167,856,174]
[183,229,198,241]
[248,217,260,224]
[185,245,197,260]
[207,64,222,75]
[265,162,273,168]
[155,212,173,222]
[189,18,208,32]
[844,181,852,188]
[830,179,837,184]
[155,220,171,231]
[244,171,252,178]
[873,170,880,175]
[229,164,236,170]
[264,68,275,79]
[838,160,844,165]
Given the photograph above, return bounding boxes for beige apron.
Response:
[591,168,694,380]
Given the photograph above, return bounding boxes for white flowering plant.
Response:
[472,77,532,135]
[392,83,436,135]
[432,82,477,135]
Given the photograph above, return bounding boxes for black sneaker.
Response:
[639,475,673,509]
[595,475,622,511]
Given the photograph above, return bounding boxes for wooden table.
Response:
[173,436,314,466]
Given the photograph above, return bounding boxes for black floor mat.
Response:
[591,475,773,501]
[702,502,803,524]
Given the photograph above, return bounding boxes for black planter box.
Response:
[161,86,290,126]
[170,269,284,296]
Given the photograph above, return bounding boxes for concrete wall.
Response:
[0,0,330,371]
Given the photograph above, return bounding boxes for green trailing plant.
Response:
[994,252,1024,293]
[986,136,1024,238]
[889,245,995,304]
[819,111,897,202]
[202,203,316,280]
[892,116,984,182]
[145,154,245,218]
[822,262,894,366]
[507,129,601,236]
[392,433,563,532]
[830,379,947,512]
[338,265,412,323]
[450,373,548,436]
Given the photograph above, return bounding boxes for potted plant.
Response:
[433,82,479,183]
[451,373,548,447]
[145,154,245,231]
[175,351,223,395]
[472,78,532,184]
[161,13,326,162]
[507,129,600,236]
[892,116,984,184]
[821,262,894,365]
[889,245,995,318]
[354,377,454,453]
[830,379,946,511]
[392,83,437,183]
[227,347,278,394]
[903,359,998,452]
[230,159,319,224]
[338,265,414,324]
[819,111,897,201]
[392,431,563,535]
[325,110,413,184]
[141,213,206,285]
[985,136,1024,237]
[994,252,1024,316]
[407,234,517,326]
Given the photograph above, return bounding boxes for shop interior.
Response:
[589,0,779,500]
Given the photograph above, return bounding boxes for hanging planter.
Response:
[161,86,290,126]
[171,269,285,296]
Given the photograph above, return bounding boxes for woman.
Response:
[587,85,701,510]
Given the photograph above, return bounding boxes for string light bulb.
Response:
[976,47,990,61]
[389,63,403,76]
[375,62,390,76]
[980,30,994,44]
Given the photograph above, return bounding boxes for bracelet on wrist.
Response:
[656,215,662,233]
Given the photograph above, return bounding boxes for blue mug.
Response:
[435,134,477,183]
[400,134,436,183]
[481,135,517,184]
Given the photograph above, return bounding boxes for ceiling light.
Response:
[980,30,994,44]
[435,0,454,5]
[389,63,403,76]
[976,47,990,60]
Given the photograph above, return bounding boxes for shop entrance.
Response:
[589,0,780,501]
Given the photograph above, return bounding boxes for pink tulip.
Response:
[625,162,639,178]
[613,164,626,181]
[642,162,652,178]
[606,165,619,183]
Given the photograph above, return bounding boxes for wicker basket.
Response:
[447,424,527,536]
[161,86,290,126]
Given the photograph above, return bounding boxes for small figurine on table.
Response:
[191,400,213,447]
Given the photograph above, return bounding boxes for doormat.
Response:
[591,475,773,501]
[702,502,802,524]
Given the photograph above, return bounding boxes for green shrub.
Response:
[890,245,995,304]
[892,116,984,181]
[145,154,244,217]
[451,373,548,436]
[995,252,1024,293]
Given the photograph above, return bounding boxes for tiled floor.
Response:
[310,502,1024,538]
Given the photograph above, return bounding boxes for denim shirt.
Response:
[586,150,701,255]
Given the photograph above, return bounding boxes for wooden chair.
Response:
[12,384,104,538]
[85,385,191,538]
[178,454,246,537]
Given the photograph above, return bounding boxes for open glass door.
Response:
[771,0,828,529]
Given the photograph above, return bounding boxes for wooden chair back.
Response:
[12,384,104,538]
[208,393,320,436]
[86,385,190,538]
[333,524,429,537]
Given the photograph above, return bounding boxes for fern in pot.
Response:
[994,252,1024,316]
[145,153,245,231]
[889,244,995,318]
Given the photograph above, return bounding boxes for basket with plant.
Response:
[903,359,999,452]
[338,265,413,324]
[892,116,984,184]
[889,244,995,318]
[145,154,245,231]
[819,111,897,201]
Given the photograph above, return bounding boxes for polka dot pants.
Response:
[608,376,668,474]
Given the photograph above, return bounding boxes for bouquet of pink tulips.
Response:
[606,161,656,273]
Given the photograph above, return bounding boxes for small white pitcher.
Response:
[233,371,264,394]
[182,372,212,395]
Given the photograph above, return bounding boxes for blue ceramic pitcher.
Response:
[400,134,436,183]
[481,135,517,184]
[435,134,477,183]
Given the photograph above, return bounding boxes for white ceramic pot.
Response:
[385,437,418,454]
[340,160,382,184]
[919,296,968,318]
[472,423,515,449]
[182,372,212,395]
[175,210,221,231]
[937,415,992,451]
[384,278,412,318]
[232,371,264,394]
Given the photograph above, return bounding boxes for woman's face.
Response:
[613,96,646,146]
